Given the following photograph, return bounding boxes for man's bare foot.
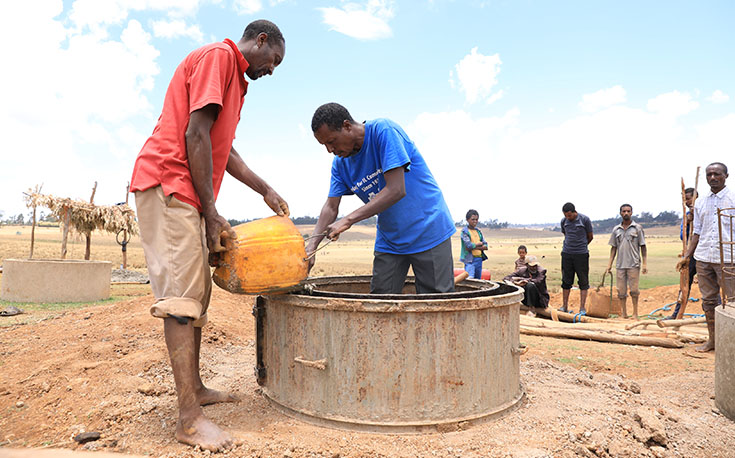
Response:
[695,340,714,352]
[176,413,233,452]
[197,387,239,406]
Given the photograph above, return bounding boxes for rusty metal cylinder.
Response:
[256,276,525,433]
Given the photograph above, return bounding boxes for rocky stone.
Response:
[74,431,101,443]
[634,408,667,446]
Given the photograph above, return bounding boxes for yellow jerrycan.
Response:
[212,216,308,295]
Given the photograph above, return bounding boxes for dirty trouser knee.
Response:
[135,186,211,327]
[616,268,640,299]
[696,261,735,312]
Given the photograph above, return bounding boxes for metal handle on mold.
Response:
[511,345,528,356]
[294,356,328,370]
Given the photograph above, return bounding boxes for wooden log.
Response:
[520,325,685,348]
[625,321,658,330]
[656,317,705,328]
[534,307,610,323]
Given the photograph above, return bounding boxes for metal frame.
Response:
[717,207,735,307]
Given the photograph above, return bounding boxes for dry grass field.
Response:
[1,222,683,294]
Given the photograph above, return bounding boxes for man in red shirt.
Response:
[130,20,287,452]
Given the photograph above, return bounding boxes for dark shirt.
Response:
[504,266,550,307]
[561,213,593,254]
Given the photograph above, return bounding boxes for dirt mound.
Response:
[0,285,731,457]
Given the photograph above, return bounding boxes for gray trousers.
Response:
[371,237,455,294]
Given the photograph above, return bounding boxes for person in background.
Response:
[604,204,648,319]
[559,202,594,314]
[460,209,488,279]
[504,255,549,316]
[666,188,697,320]
[515,245,528,271]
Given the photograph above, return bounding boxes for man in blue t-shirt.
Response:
[306,103,456,294]
[559,202,594,314]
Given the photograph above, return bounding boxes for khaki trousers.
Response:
[135,186,211,327]
[616,267,640,299]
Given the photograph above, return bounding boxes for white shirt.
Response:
[693,186,735,263]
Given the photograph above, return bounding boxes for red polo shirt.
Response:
[130,39,249,212]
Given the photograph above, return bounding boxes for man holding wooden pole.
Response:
[678,162,735,352]
[604,204,647,320]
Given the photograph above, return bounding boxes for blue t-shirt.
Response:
[560,213,593,254]
[328,118,455,254]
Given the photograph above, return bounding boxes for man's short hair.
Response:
[562,202,576,213]
[466,209,479,220]
[242,19,284,46]
[620,203,632,212]
[708,162,728,175]
[311,103,355,132]
[518,245,527,252]
[684,187,695,196]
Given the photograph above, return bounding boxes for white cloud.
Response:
[233,0,263,15]
[578,85,626,112]
[407,98,730,224]
[647,90,699,117]
[707,90,730,104]
[451,47,502,104]
[152,19,205,42]
[318,0,394,41]
[0,2,162,217]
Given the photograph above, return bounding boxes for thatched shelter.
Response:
[23,188,138,260]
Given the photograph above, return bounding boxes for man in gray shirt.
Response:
[559,202,594,314]
[604,204,648,320]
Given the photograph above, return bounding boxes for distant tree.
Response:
[354,216,377,226]
[291,216,319,225]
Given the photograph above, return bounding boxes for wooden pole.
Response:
[28,184,42,259]
[520,325,685,348]
[123,183,130,269]
[60,207,70,259]
[656,316,706,328]
[676,167,700,318]
[29,205,37,259]
[84,182,97,261]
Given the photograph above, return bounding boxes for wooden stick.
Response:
[454,271,469,284]
[84,181,97,261]
[520,326,685,348]
[656,316,706,328]
[624,321,658,330]
[677,167,700,319]
[60,207,70,259]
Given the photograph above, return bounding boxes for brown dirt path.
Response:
[1,285,733,458]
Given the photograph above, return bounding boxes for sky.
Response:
[1,0,734,226]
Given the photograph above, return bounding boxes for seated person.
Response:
[504,255,549,315]
[515,245,528,271]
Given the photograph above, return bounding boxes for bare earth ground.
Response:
[1,225,734,457]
